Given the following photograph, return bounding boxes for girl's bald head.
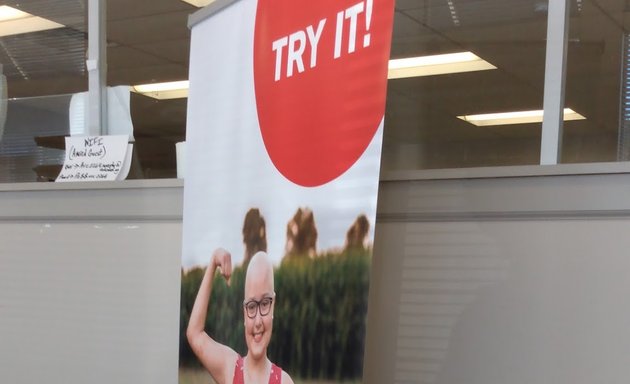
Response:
[245,251,274,299]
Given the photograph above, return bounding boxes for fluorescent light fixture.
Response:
[0,5,64,37]
[457,108,586,126]
[132,80,190,100]
[388,51,496,79]
[179,0,215,7]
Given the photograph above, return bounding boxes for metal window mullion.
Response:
[87,0,107,135]
[540,0,570,165]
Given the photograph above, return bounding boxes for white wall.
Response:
[4,166,630,384]
[364,165,630,384]
[0,180,182,384]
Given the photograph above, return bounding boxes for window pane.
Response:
[0,0,87,97]
[0,0,197,182]
[0,0,87,182]
[382,0,549,171]
[107,0,194,179]
[564,0,622,163]
[0,95,72,182]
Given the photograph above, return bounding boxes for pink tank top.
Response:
[233,355,282,384]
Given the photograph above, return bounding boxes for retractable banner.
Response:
[180,0,393,382]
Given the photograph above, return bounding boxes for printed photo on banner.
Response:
[180,0,394,383]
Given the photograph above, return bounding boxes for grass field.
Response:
[179,367,214,384]
[179,367,360,384]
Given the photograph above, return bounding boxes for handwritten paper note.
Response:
[56,135,132,182]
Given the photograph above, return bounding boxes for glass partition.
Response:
[1,0,87,98]
[564,0,624,163]
[0,94,71,182]
[381,0,549,171]
[5,0,630,181]
[0,0,87,182]
[106,0,194,179]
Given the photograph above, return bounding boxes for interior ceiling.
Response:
[0,0,628,173]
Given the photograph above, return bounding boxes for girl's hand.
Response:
[211,248,232,286]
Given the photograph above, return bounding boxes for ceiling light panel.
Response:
[457,108,586,127]
[0,5,64,37]
[179,0,216,7]
[132,81,190,100]
[388,51,496,79]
